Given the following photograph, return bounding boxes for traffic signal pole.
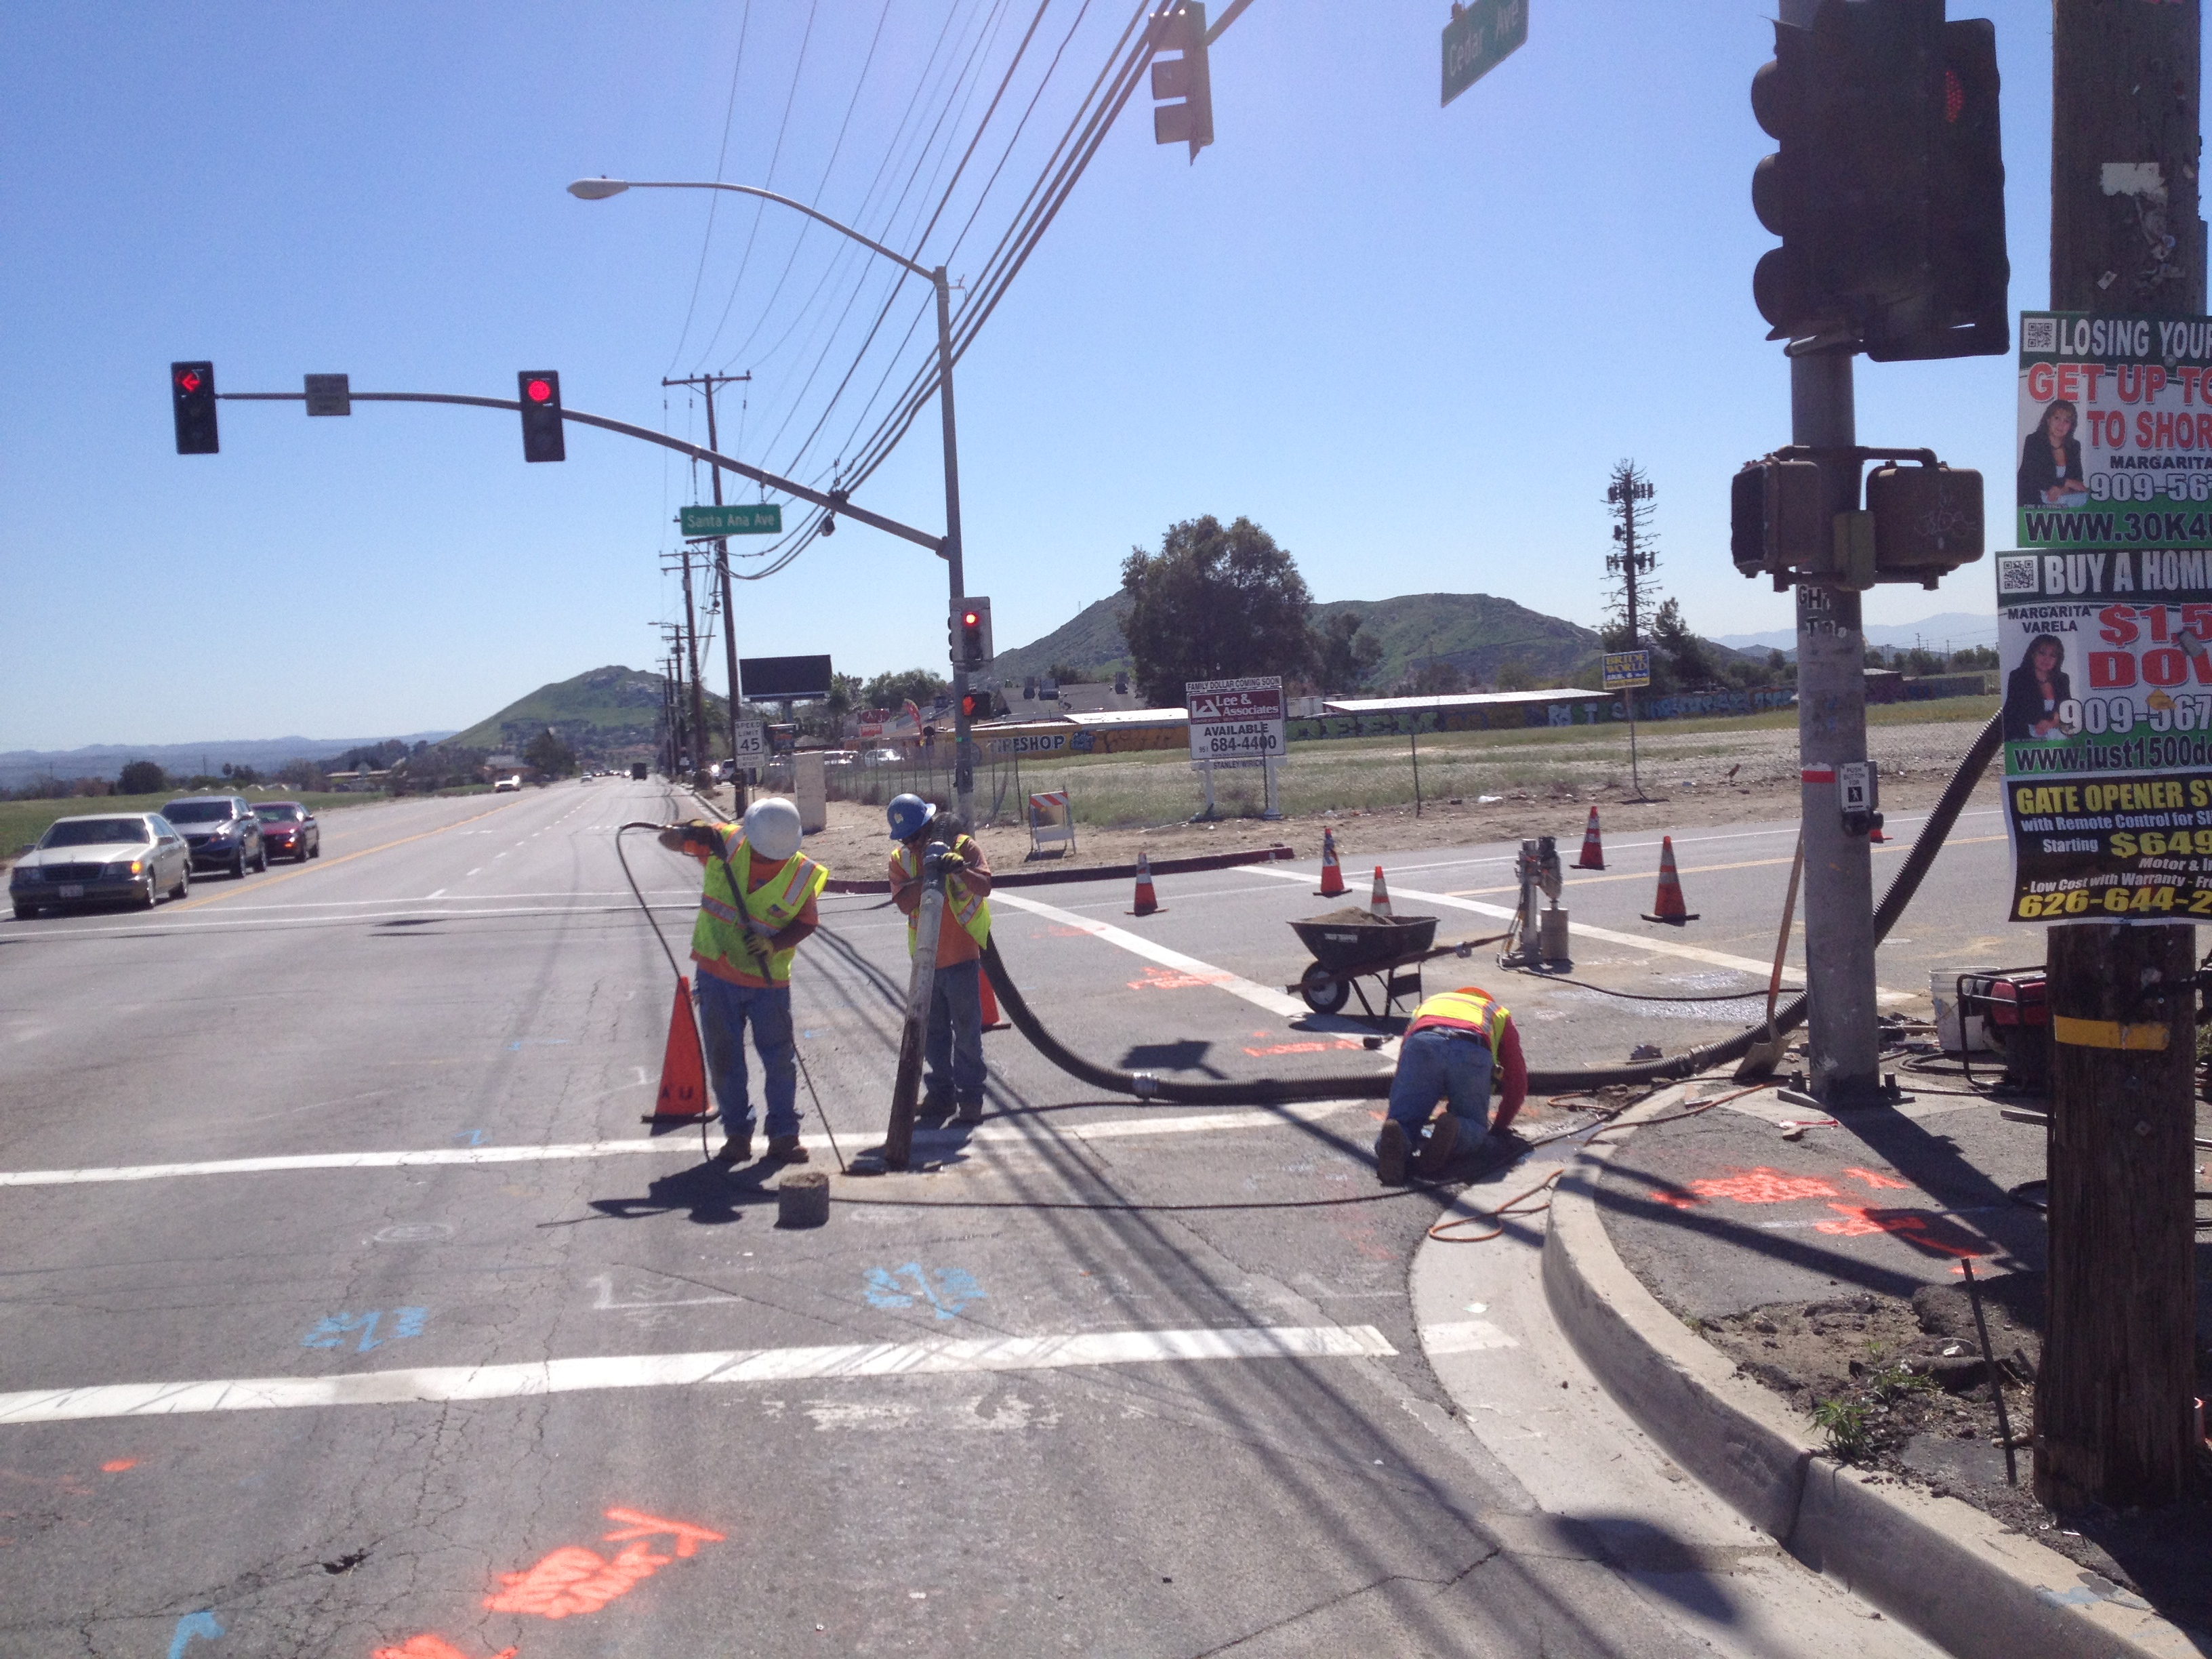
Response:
[1790,349,1881,1103]
[2036,0,2203,1514]
[935,268,975,825]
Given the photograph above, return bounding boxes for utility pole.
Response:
[1605,462,1656,799]
[661,549,710,783]
[664,371,752,811]
[662,628,692,776]
[2037,0,2203,1515]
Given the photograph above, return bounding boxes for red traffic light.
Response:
[961,610,980,627]
[175,367,203,395]
[525,377,555,404]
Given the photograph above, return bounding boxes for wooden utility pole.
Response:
[2038,0,2204,1514]
[664,371,752,810]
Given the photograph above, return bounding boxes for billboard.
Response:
[739,655,833,701]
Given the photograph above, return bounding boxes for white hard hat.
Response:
[742,797,803,861]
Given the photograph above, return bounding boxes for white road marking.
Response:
[426,889,445,900]
[0,1324,1397,1425]
[990,890,1307,1017]
[0,1105,1362,1188]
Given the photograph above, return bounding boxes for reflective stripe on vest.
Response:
[690,828,828,983]
[893,835,991,956]
[1408,988,1509,1049]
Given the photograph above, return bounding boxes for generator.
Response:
[1957,968,2049,1092]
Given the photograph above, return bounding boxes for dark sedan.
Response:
[160,795,267,878]
[10,813,192,918]
[252,802,321,862]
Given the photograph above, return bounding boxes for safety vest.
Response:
[893,834,991,956]
[691,829,828,984]
[1408,987,1510,1049]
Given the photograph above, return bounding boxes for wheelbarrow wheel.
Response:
[1298,960,1349,1015]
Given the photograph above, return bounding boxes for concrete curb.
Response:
[1540,1087,2205,1659]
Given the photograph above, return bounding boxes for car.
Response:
[630,762,649,780]
[10,812,192,918]
[159,794,267,878]
[493,775,522,793]
[251,801,321,862]
[863,748,904,765]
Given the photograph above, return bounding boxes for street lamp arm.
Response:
[569,179,937,283]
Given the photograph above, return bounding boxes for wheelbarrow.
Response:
[1288,911,1440,1019]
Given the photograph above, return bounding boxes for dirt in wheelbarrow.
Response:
[1302,907,1433,928]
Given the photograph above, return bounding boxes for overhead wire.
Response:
[663,0,756,375]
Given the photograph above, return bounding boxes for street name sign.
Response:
[1441,0,1528,108]
[1602,649,1652,690]
[1187,676,1286,764]
[680,503,784,538]
[303,373,350,417]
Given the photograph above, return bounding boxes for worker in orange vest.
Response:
[1376,985,1526,1184]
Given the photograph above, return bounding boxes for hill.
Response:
[449,665,719,758]
[0,731,454,790]
[991,591,1606,693]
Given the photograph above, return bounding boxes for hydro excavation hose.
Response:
[981,714,2005,1101]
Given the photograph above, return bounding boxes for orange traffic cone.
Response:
[640,975,713,1130]
[1369,865,1393,920]
[1128,850,1164,916]
[1573,804,1605,870]
[1868,818,1887,844]
[1315,826,1347,897]
[978,962,1009,1031]
[1641,836,1700,924]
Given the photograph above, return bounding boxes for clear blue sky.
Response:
[0,2,2101,750]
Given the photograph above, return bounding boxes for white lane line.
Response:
[426,889,445,900]
[990,890,1307,1018]
[0,1105,1361,1188]
[1246,866,1911,1005]
[0,1324,1397,1425]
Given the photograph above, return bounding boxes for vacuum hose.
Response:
[981,714,2004,1100]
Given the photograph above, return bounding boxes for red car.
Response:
[251,802,321,862]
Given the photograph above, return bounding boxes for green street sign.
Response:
[1441,0,1528,108]
[680,502,783,538]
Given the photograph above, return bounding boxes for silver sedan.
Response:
[9,813,192,918]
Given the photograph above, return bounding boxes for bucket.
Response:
[1930,967,1997,1054]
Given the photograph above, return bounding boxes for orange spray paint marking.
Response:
[1687,1168,1841,1205]
[1843,1167,1913,1191]
[600,1508,724,1558]
[372,1637,517,1659]
[1127,964,1224,991]
[100,1459,137,1473]
[485,1541,672,1619]
[1812,1204,1987,1257]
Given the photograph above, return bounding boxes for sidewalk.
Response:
[1410,1070,2212,1657]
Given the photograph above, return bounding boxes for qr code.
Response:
[2022,316,2057,352]
[1998,554,2040,594]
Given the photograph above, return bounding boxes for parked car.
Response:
[10,813,191,918]
[251,801,321,862]
[494,775,522,793]
[159,795,267,878]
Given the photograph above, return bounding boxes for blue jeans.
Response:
[925,958,987,1106]
[1380,1029,1493,1151]
[694,974,799,1139]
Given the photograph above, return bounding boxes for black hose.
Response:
[981,714,2006,1100]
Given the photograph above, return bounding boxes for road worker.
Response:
[1375,985,1526,1184]
[660,796,828,1166]
[886,793,993,1123]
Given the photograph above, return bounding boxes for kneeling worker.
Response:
[661,796,829,1166]
[886,793,993,1123]
[1376,985,1525,1184]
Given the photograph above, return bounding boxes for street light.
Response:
[569,176,979,821]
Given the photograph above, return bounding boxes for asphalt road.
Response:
[0,777,2016,1656]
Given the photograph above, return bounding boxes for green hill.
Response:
[449,665,722,758]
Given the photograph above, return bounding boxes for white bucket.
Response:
[1930,966,1998,1054]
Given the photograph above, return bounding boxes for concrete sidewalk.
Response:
[1408,1079,2212,1658]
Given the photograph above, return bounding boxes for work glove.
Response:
[939,851,968,874]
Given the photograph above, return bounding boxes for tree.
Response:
[1397,660,1469,697]
[861,668,948,713]
[523,729,575,777]
[117,760,166,796]
[823,672,862,716]
[1494,661,1536,692]
[1120,516,1315,704]
[1311,611,1382,694]
[1652,598,1717,689]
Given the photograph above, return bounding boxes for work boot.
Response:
[919,1094,953,1123]
[1414,1113,1459,1179]
[714,1125,754,1165]
[766,1135,810,1164]
[956,1097,985,1125]
[1376,1120,1409,1186]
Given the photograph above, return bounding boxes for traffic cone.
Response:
[640,975,713,1131]
[978,963,1009,1031]
[1641,836,1700,924]
[1573,804,1605,870]
[1128,850,1164,916]
[1315,827,1347,897]
[1369,865,1393,920]
[1868,817,1887,844]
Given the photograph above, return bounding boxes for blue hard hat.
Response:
[887,793,937,840]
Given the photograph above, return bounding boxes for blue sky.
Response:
[1,2,2091,749]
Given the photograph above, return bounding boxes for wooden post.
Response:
[2037,0,2205,1513]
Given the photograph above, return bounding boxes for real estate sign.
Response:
[1186,676,1286,766]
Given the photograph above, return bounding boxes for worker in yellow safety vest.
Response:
[1376,985,1526,1185]
[661,796,829,1166]
[886,793,993,1123]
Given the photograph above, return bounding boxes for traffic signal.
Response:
[171,361,218,455]
[951,597,992,669]
[1749,1,2006,361]
[518,371,565,463]
[1866,461,1984,584]
[960,691,985,722]
[1149,2,1212,161]
[1729,456,1825,583]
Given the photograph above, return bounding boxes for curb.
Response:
[1540,1088,2203,1659]
[819,844,1296,895]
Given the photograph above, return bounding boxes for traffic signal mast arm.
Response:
[215,388,944,554]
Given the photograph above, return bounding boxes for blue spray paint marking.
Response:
[864,1265,984,1321]
[505,1039,574,1051]
[455,1129,485,1147]
[301,1308,430,1353]
[167,1609,223,1657]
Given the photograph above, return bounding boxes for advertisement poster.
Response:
[1185,676,1286,765]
